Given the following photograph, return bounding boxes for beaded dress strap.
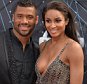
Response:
[58,41,74,58]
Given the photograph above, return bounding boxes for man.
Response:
[0,0,39,84]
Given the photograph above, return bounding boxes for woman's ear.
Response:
[65,19,69,25]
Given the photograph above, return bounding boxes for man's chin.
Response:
[20,31,31,37]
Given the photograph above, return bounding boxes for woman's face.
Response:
[44,9,68,38]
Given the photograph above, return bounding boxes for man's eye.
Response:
[27,16,34,19]
[17,15,22,18]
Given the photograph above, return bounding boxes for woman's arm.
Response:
[39,42,46,52]
[68,42,84,84]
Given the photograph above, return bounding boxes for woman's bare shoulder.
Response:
[39,41,46,52]
[68,40,83,52]
[67,40,84,61]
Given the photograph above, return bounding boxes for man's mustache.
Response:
[18,24,31,27]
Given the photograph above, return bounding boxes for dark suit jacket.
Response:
[0,32,11,84]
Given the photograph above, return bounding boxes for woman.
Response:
[35,1,84,84]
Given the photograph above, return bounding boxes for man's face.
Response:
[12,6,38,37]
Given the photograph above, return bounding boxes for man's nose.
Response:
[22,17,28,23]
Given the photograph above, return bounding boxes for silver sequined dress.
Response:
[35,43,70,84]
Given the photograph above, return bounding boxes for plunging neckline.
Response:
[35,57,69,77]
[35,42,70,77]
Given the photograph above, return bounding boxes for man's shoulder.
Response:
[30,38,39,48]
[0,31,5,40]
[0,28,12,35]
[31,39,40,58]
[0,28,12,43]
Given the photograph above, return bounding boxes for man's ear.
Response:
[35,15,39,25]
[12,14,14,22]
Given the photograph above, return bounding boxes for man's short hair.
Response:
[11,0,37,14]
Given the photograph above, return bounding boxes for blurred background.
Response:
[0,0,87,83]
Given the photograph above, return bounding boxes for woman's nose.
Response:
[51,22,56,28]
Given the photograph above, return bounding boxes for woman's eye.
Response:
[55,19,62,23]
[45,20,51,23]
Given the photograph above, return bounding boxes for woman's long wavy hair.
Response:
[42,1,79,43]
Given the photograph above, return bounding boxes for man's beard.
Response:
[14,23,35,37]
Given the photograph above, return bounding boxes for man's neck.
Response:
[12,29,30,50]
